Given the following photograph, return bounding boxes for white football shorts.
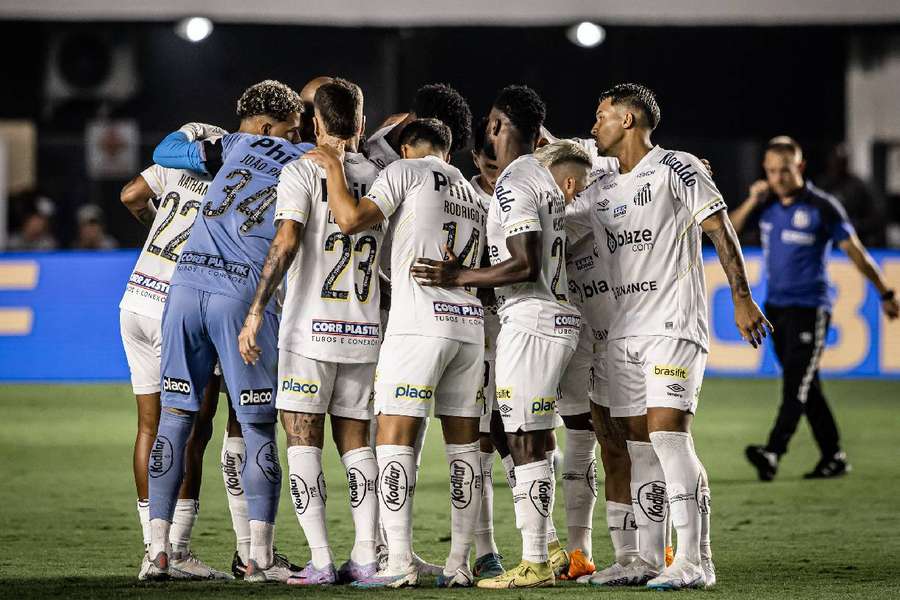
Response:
[276,348,374,420]
[558,331,594,417]
[120,309,162,394]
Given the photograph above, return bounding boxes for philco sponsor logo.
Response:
[348,467,372,508]
[638,480,667,523]
[380,461,409,511]
[433,302,484,319]
[256,441,281,484]
[281,378,320,397]
[554,314,581,332]
[290,474,311,515]
[449,459,476,509]
[653,364,688,380]
[529,479,552,517]
[605,227,654,254]
[311,319,379,338]
[658,152,698,187]
[149,435,174,478]
[394,384,434,401]
[633,182,652,206]
[163,376,191,396]
[222,451,244,496]
[239,388,273,406]
[531,397,556,415]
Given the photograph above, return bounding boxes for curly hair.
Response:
[412,83,472,153]
[236,79,303,122]
[598,83,661,130]
[492,85,546,146]
[399,118,452,154]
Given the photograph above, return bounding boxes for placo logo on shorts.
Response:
[530,397,556,415]
[281,378,320,398]
[638,480,667,523]
[394,384,434,401]
[240,388,273,405]
[311,319,379,338]
[554,314,581,332]
[653,364,688,380]
[163,376,191,396]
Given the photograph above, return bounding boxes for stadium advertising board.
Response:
[0,249,898,381]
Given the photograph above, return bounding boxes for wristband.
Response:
[882,289,895,301]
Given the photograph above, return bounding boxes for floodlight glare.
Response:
[567,22,605,48]
[176,17,213,43]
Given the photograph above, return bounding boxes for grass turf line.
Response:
[0,379,898,599]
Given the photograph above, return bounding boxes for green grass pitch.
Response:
[1,379,898,599]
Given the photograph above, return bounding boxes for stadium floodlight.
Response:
[567,21,605,48]
[176,17,214,43]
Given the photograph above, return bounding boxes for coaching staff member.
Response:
[731,136,898,481]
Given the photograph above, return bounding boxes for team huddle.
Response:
[118,77,772,590]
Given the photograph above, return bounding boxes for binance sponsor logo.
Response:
[530,397,556,416]
[394,384,434,401]
[653,364,688,380]
[281,377,321,397]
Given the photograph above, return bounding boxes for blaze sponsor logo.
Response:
[149,435,174,478]
[633,182,652,206]
[529,479,552,517]
[653,364,688,380]
[605,227,654,254]
[394,384,434,401]
[290,474,311,515]
[582,279,609,298]
[432,302,484,320]
[449,459,476,509]
[256,441,282,484]
[658,152,698,188]
[612,280,658,300]
[638,480,667,522]
[311,319,379,338]
[239,388,273,405]
[380,461,409,511]
[554,314,581,332]
[530,397,556,415]
[163,376,191,396]
[222,450,244,496]
[280,378,320,397]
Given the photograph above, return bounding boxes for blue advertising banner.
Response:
[0,249,898,381]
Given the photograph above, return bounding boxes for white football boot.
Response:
[171,550,234,580]
[589,557,658,587]
[646,556,706,590]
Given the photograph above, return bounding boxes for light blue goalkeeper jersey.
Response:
[169,132,311,313]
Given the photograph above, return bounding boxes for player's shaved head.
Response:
[314,78,363,141]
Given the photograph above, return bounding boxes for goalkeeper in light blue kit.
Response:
[146,80,313,583]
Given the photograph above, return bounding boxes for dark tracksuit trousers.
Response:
[763,303,841,459]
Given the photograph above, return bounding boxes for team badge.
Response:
[633,182,652,206]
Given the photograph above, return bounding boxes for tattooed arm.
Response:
[238,220,304,364]
[701,210,773,347]
[120,174,157,229]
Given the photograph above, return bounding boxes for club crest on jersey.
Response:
[792,209,811,229]
[633,182,653,206]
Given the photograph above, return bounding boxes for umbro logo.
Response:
[667,383,686,393]
[633,182,652,206]
[499,403,512,414]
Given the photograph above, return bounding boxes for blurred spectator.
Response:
[73,204,118,250]
[7,195,59,251]
[820,143,887,247]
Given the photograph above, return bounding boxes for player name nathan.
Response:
[311,319,380,339]
[433,301,485,321]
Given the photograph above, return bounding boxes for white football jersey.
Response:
[573,137,619,173]
[364,124,401,170]
[275,152,384,363]
[471,174,501,360]
[565,233,612,347]
[584,145,725,350]
[487,155,580,347]
[367,155,486,345]
[119,165,212,320]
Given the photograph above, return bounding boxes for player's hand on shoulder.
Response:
[238,312,264,365]
[411,244,461,287]
[302,145,342,171]
[733,295,773,348]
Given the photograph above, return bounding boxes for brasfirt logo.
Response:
[638,480,667,523]
[281,378,320,397]
[240,388,273,406]
[605,227,654,254]
[653,364,688,380]
[149,435,173,478]
[163,377,191,396]
[449,459,476,509]
[222,451,244,496]
[394,384,434,401]
[496,387,512,400]
[380,461,409,511]
[530,397,556,415]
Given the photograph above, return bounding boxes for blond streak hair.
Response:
[534,139,592,170]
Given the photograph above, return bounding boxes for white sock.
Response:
[137,499,150,549]
[169,499,198,554]
[221,434,251,562]
[627,440,667,570]
[377,445,416,570]
[149,518,171,559]
[249,520,275,569]
[287,445,332,568]
[445,442,482,573]
[341,446,378,565]
[699,462,712,560]
[474,451,499,558]
[563,429,597,557]
[513,460,552,563]
[650,431,703,565]
[502,454,516,489]
[606,501,638,565]
[544,450,559,546]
